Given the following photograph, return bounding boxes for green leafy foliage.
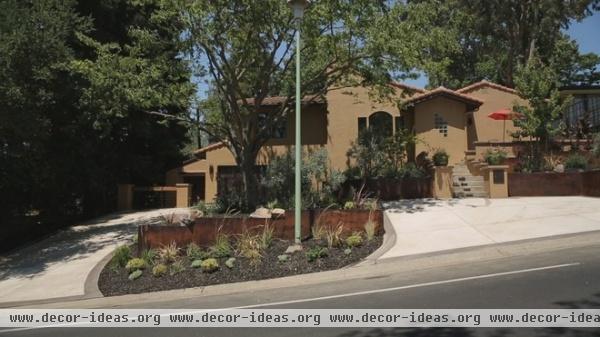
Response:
[432,150,449,166]
[200,258,219,273]
[277,254,289,263]
[125,258,147,272]
[152,264,168,277]
[209,233,232,258]
[592,133,600,158]
[169,261,185,276]
[110,245,132,269]
[306,247,328,262]
[565,153,588,170]
[513,56,572,171]
[186,243,209,260]
[140,249,157,266]
[345,233,364,248]
[484,149,508,165]
[346,129,423,180]
[190,259,203,268]
[0,0,192,228]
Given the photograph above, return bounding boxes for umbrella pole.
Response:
[503,120,506,143]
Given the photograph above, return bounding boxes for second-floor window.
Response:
[258,113,287,139]
[434,113,448,137]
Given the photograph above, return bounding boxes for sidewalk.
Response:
[0,209,180,305]
[381,196,600,258]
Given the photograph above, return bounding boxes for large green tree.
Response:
[152,0,437,209]
[0,0,193,230]
[409,0,600,89]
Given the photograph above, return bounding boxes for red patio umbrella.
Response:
[488,108,522,142]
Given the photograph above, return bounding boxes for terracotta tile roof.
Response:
[457,80,517,94]
[389,82,427,93]
[403,86,484,107]
[192,141,226,155]
[240,94,325,106]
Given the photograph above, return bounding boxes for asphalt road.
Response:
[3,242,600,337]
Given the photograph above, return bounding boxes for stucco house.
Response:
[166,80,598,202]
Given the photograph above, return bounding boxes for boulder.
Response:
[249,207,271,219]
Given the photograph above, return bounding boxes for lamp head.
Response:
[287,0,310,19]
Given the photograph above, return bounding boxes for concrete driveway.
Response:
[0,209,181,306]
[381,196,600,259]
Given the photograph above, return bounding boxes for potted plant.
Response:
[484,148,508,165]
[432,149,449,166]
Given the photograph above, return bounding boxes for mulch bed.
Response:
[98,235,383,296]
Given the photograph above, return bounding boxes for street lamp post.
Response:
[287,0,310,244]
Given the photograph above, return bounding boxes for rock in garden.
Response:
[285,244,303,254]
[554,164,565,173]
[271,208,285,217]
[250,207,271,218]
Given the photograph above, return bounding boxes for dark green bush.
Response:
[565,153,588,170]
[484,149,508,165]
[306,247,328,262]
[432,150,449,166]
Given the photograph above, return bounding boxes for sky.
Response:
[404,10,600,89]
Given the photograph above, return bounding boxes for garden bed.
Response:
[98,234,383,296]
[508,170,600,197]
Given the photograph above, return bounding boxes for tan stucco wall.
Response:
[325,86,411,171]
[461,87,527,144]
[414,97,468,165]
[167,86,421,202]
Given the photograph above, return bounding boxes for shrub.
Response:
[225,257,236,269]
[259,223,274,249]
[236,230,262,265]
[191,259,203,268]
[158,242,179,263]
[345,232,363,247]
[484,149,508,165]
[193,201,219,216]
[128,270,143,281]
[140,249,157,266]
[209,232,232,258]
[152,264,168,277]
[364,219,376,241]
[186,243,209,260]
[169,260,185,275]
[565,153,588,170]
[306,247,328,262]
[325,222,344,248]
[593,133,600,158]
[432,150,449,166]
[343,201,356,210]
[344,248,352,255]
[125,258,147,272]
[200,258,219,273]
[109,245,131,269]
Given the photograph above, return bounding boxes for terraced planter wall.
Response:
[138,209,383,250]
[508,170,600,197]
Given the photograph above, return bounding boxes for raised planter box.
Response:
[138,209,383,250]
[508,170,600,197]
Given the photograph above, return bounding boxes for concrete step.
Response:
[453,176,485,183]
[452,186,487,194]
[454,192,488,198]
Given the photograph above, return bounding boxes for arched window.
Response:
[368,111,393,138]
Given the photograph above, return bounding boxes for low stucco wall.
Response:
[508,170,600,197]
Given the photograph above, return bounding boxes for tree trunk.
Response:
[238,149,260,211]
